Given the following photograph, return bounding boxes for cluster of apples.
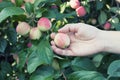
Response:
[69,0,87,17]
[16,17,51,40]
[16,17,70,48]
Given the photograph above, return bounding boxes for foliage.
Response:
[0,0,120,80]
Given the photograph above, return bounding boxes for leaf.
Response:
[111,17,119,24]
[68,70,106,80]
[0,1,14,11]
[85,5,90,14]
[0,38,7,53]
[7,27,17,44]
[25,2,33,15]
[92,54,104,67]
[27,50,41,74]
[0,61,12,79]
[108,77,120,80]
[71,57,96,71]
[30,66,54,80]
[0,7,24,23]
[98,11,107,25]
[17,73,26,80]
[59,59,71,69]
[110,7,120,15]
[52,59,60,70]
[15,0,24,7]
[1,61,12,73]
[27,39,53,73]
[35,10,42,18]
[43,9,76,20]
[60,2,66,13]
[17,50,28,71]
[34,0,56,8]
[96,0,104,10]
[107,60,120,77]
[112,23,120,31]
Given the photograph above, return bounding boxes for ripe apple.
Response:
[54,33,70,48]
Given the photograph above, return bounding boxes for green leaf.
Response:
[0,73,4,80]
[110,7,120,15]
[30,66,54,80]
[25,2,33,15]
[85,4,90,14]
[35,10,42,18]
[52,59,60,70]
[43,9,75,20]
[59,59,71,69]
[68,70,106,80]
[34,0,56,8]
[0,1,14,11]
[0,61,12,79]
[15,0,24,7]
[7,27,17,44]
[0,7,24,23]
[98,11,107,25]
[92,54,104,67]
[17,73,26,80]
[108,60,120,77]
[12,15,27,21]
[0,38,7,53]
[110,17,119,24]
[27,50,40,73]
[60,2,66,13]
[112,23,120,31]
[71,57,96,71]
[17,50,28,71]
[96,0,104,10]
[108,77,120,80]
[27,39,53,73]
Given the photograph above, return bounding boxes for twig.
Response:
[108,0,119,21]
[61,72,67,80]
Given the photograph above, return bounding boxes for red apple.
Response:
[16,22,31,36]
[54,33,70,48]
[76,6,86,17]
[29,27,42,40]
[37,17,52,31]
[0,0,2,2]
[104,22,111,30]
[69,0,80,9]
[27,42,32,48]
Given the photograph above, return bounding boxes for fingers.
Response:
[58,24,79,33]
[51,41,74,56]
[51,23,80,39]
[50,32,56,39]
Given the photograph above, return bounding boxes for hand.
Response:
[51,23,104,56]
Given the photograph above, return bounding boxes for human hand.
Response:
[51,23,104,56]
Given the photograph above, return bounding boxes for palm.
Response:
[67,33,102,56]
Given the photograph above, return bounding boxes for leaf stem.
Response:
[107,75,111,80]
[61,72,67,80]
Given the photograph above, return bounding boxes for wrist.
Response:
[99,30,108,52]
[97,30,106,51]
[97,30,110,52]
[98,30,120,53]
